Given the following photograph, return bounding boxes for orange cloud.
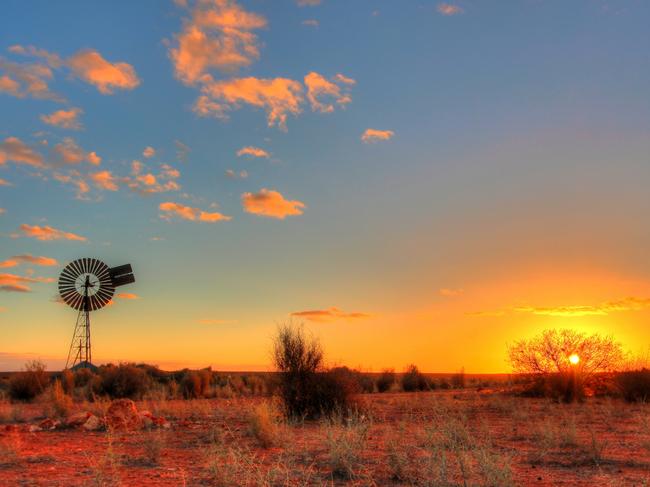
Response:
[198,76,304,129]
[236,146,269,158]
[143,146,155,158]
[241,189,305,219]
[50,137,99,166]
[67,49,140,94]
[437,3,464,15]
[0,178,11,186]
[513,297,650,317]
[0,57,62,101]
[17,224,87,242]
[117,293,140,300]
[0,273,55,293]
[125,161,181,195]
[0,136,44,167]
[1,254,58,267]
[40,108,83,130]
[290,307,371,323]
[89,170,119,191]
[361,128,394,143]
[170,0,267,84]
[304,71,353,113]
[159,201,231,222]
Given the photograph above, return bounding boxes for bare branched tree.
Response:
[508,329,624,380]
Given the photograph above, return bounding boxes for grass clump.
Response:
[247,401,279,448]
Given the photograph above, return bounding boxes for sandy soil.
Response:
[1,391,649,486]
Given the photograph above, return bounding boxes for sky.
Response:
[1,0,649,372]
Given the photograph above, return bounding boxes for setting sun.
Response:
[569,354,580,365]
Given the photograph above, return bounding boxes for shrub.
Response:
[272,322,356,419]
[451,367,466,389]
[377,368,395,393]
[42,380,73,418]
[180,369,212,398]
[98,363,151,399]
[401,365,428,392]
[9,360,49,402]
[247,401,278,448]
[616,369,650,402]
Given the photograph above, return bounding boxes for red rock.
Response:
[81,414,104,431]
[64,412,92,428]
[106,399,141,431]
[38,418,58,431]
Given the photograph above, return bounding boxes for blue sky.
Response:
[1,0,649,371]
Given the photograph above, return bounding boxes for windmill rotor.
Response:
[58,257,135,369]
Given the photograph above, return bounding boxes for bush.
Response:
[401,364,428,392]
[452,367,466,389]
[247,401,278,448]
[9,360,49,402]
[616,369,650,402]
[98,363,151,399]
[180,369,212,399]
[376,369,395,393]
[272,323,357,419]
[41,380,73,418]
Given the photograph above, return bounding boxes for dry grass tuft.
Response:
[247,401,279,448]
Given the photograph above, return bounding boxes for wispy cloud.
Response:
[40,108,83,130]
[302,19,319,28]
[361,129,394,143]
[142,146,156,158]
[439,288,464,297]
[15,224,87,242]
[117,293,140,300]
[0,136,45,167]
[0,254,58,268]
[67,49,140,94]
[297,0,322,6]
[0,272,55,293]
[241,189,305,219]
[437,3,464,16]
[291,307,371,322]
[468,297,650,318]
[159,201,231,222]
[225,169,248,179]
[304,71,353,113]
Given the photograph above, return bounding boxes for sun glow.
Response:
[569,354,580,365]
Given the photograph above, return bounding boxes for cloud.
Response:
[236,146,269,158]
[514,297,650,317]
[197,319,238,325]
[67,49,140,94]
[297,0,322,6]
[50,137,99,166]
[143,146,156,158]
[361,129,394,143]
[0,255,58,268]
[197,76,304,130]
[302,19,319,27]
[304,71,354,113]
[290,307,370,322]
[0,178,11,186]
[0,136,44,167]
[225,169,248,179]
[0,57,62,101]
[124,160,181,195]
[17,224,87,241]
[439,288,464,297]
[169,0,267,85]
[0,208,5,215]
[175,140,191,163]
[0,272,56,293]
[40,108,83,130]
[159,201,231,222]
[437,3,464,15]
[117,293,140,300]
[469,297,650,318]
[89,170,119,191]
[241,188,305,219]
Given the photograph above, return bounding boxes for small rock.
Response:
[82,414,104,431]
[38,418,58,431]
[106,399,141,431]
[65,412,91,428]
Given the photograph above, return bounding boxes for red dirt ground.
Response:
[1,391,649,486]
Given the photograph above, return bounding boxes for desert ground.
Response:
[1,390,649,486]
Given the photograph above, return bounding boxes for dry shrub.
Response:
[273,322,357,419]
[616,369,650,402]
[376,368,395,393]
[247,401,279,448]
[141,430,165,466]
[401,364,429,392]
[0,430,21,467]
[180,369,212,399]
[99,363,151,399]
[41,380,73,418]
[8,360,49,402]
[325,416,369,480]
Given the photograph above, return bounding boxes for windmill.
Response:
[58,258,135,369]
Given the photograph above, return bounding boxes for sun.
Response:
[569,354,580,365]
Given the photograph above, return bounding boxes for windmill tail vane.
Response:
[58,258,135,369]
